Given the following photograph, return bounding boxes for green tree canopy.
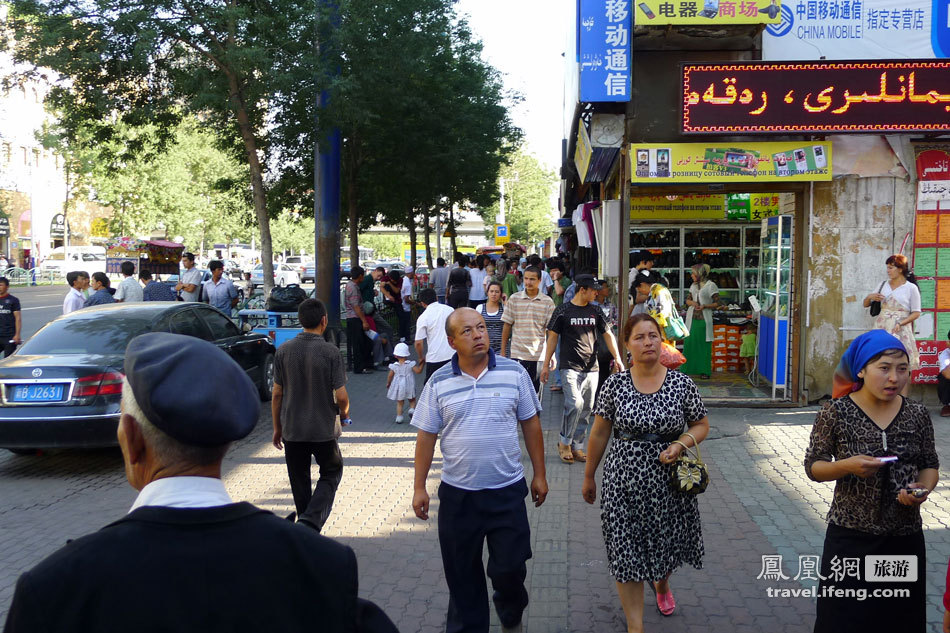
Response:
[484,147,558,247]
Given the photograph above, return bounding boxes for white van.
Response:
[40,246,108,276]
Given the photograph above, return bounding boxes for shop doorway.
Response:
[627,188,804,402]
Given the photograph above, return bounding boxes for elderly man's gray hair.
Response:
[121,377,230,466]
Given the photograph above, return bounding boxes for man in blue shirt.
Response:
[412,307,548,633]
[83,272,116,307]
[139,269,177,301]
[202,260,238,314]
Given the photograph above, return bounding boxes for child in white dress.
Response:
[386,342,416,423]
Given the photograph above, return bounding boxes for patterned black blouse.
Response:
[804,396,939,536]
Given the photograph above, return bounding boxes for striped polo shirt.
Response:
[500,290,555,361]
[411,349,542,491]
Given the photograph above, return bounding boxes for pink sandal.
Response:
[653,583,675,616]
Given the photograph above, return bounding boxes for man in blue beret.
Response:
[4,332,395,633]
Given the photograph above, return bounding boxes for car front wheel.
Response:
[258,353,275,401]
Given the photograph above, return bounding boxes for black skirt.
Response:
[814,523,926,633]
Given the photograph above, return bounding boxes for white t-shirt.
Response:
[115,276,144,302]
[939,349,950,373]
[401,276,412,312]
[469,268,487,300]
[881,281,921,313]
[414,302,456,363]
[540,270,554,294]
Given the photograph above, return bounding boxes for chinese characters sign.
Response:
[682,61,950,134]
[629,142,832,183]
[635,0,782,24]
[764,0,950,60]
[578,0,631,102]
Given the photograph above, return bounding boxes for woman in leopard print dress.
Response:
[805,330,938,632]
[583,313,709,632]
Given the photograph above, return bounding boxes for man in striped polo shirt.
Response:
[412,307,548,633]
[500,266,555,392]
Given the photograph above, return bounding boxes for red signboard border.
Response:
[682,60,950,135]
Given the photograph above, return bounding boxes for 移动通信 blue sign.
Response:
[578,0,631,103]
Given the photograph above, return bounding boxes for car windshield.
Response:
[19,313,157,356]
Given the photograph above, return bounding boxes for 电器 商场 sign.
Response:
[681,60,950,134]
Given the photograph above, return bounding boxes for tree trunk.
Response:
[423,207,433,269]
[229,79,274,294]
[346,166,359,267]
[448,203,457,256]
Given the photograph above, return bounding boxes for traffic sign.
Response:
[495,224,509,246]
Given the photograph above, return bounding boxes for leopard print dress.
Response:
[593,369,707,583]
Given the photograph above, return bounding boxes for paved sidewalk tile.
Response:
[3,365,950,633]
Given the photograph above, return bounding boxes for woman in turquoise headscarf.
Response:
[805,330,938,633]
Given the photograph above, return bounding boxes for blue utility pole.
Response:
[314,0,341,327]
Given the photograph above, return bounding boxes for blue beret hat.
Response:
[124,332,260,446]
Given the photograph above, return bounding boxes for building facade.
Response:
[0,3,110,269]
[560,1,948,403]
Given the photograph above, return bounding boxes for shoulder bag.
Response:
[670,431,709,495]
[869,281,886,317]
[648,285,689,341]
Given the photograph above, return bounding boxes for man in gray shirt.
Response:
[272,299,349,532]
[176,252,202,302]
[429,257,450,304]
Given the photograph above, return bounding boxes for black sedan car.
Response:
[0,302,275,452]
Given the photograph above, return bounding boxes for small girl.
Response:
[386,342,416,423]
[740,322,757,373]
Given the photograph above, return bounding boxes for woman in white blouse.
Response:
[863,254,921,385]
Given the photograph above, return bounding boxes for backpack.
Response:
[266,284,308,312]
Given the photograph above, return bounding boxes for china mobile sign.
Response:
[763,0,950,60]
[681,60,950,134]
[578,0,631,102]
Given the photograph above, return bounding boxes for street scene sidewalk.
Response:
[3,367,950,631]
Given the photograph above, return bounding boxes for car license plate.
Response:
[10,384,65,402]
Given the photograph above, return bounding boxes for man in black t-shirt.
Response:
[0,277,22,357]
[540,274,623,464]
[447,256,472,308]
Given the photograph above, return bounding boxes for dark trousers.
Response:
[2,341,17,358]
[438,479,532,633]
[468,299,486,309]
[425,359,450,383]
[517,359,540,393]
[395,308,410,342]
[939,374,950,405]
[347,317,369,372]
[448,290,469,309]
[284,439,343,532]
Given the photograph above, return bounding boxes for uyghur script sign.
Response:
[682,60,950,134]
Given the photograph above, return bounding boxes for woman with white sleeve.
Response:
[862,254,921,385]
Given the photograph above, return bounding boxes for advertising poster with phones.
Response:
[763,0,950,60]
[629,142,832,183]
[634,0,782,24]
[911,145,950,383]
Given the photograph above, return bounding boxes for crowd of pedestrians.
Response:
[60,251,241,316]
[9,247,950,633]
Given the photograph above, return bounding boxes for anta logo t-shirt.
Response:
[546,301,606,372]
[0,294,20,337]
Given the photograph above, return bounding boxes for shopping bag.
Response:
[659,341,686,370]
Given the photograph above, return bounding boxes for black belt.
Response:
[612,429,682,443]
